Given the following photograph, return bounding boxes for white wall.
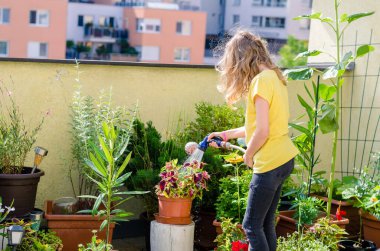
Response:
[67,3,124,42]
[200,0,223,35]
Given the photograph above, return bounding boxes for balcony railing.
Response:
[84,26,129,41]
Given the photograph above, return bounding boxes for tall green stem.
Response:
[327,0,341,218]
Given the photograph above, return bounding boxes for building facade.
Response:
[67,0,206,64]
[0,0,67,59]
[224,0,311,43]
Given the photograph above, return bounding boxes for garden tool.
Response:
[184,136,246,166]
[31,146,48,174]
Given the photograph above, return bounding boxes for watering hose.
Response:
[189,135,246,154]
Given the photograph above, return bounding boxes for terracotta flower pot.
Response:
[0,167,44,217]
[155,196,192,225]
[44,200,115,251]
[276,210,349,237]
[360,209,380,248]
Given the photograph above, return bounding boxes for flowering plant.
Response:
[155,159,210,199]
[342,168,380,219]
[231,240,249,251]
[78,230,112,251]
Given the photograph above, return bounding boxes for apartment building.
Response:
[66,2,127,59]
[224,0,311,45]
[0,0,67,59]
[67,0,206,64]
[124,6,206,64]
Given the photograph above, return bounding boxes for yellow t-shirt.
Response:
[245,69,299,173]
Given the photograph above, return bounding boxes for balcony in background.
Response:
[84,26,129,43]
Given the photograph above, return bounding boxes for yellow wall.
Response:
[0,60,336,215]
[308,0,380,175]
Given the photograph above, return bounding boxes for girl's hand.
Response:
[207,132,226,148]
[243,153,253,168]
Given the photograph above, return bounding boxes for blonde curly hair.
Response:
[216,30,286,105]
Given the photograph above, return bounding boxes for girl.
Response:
[208,30,299,251]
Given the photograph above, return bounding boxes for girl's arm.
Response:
[207,126,245,142]
[244,96,269,167]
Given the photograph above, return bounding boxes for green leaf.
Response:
[93,193,105,212]
[293,12,322,20]
[318,84,336,101]
[321,17,333,23]
[89,152,107,177]
[84,158,105,178]
[297,95,313,121]
[116,151,132,178]
[343,12,375,23]
[115,171,132,184]
[322,65,341,79]
[319,104,339,134]
[77,195,98,200]
[289,123,312,138]
[88,141,106,162]
[102,121,110,139]
[115,190,150,195]
[284,67,313,80]
[340,13,348,23]
[356,44,375,59]
[295,50,322,60]
[304,83,314,102]
[98,135,112,163]
[99,219,108,231]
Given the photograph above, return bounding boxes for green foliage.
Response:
[289,0,375,217]
[215,169,251,223]
[69,64,135,198]
[126,118,185,218]
[78,230,112,251]
[277,217,347,251]
[342,167,380,219]
[0,86,44,174]
[177,102,245,211]
[118,39,138,55]
[81,122,149,245]
[278,36,308,68]
[155,159,210,199]
[291,195,325,226]
[17,230,63,251]
[214,218,246,251]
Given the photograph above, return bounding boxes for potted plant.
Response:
[214,218,248,251]
[0,197,14,250]
[213,154,251,235]
[0,86,45,218]
[277,217,348,251]
[78,121,148,250]
[44,64,138,250]
[154,159,210,225]
[342,167,380,248]
[285,0,375,221]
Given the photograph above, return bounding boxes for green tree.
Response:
[278,36,308,68]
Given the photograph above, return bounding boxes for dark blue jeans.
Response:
[242,158,294,251]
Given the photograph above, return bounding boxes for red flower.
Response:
[336,201,347,221]
[232,240,249,251]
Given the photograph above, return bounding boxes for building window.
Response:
[0,8,10,24]
[29,10,49,26]
[0,41,8,56]
[251,16,263,27]
[176,20,191,35]
[265,0,287,7]
[264,17,285,28]
[233,0,241,6]
[78,15,93,27]
[136,46,160,61]
[27,42,48,58]
[136,18,161,33]
[174,48,190,62]
[233,15,240,25]
[252,0,263,6]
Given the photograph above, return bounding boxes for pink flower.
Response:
[202,171,210,180]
